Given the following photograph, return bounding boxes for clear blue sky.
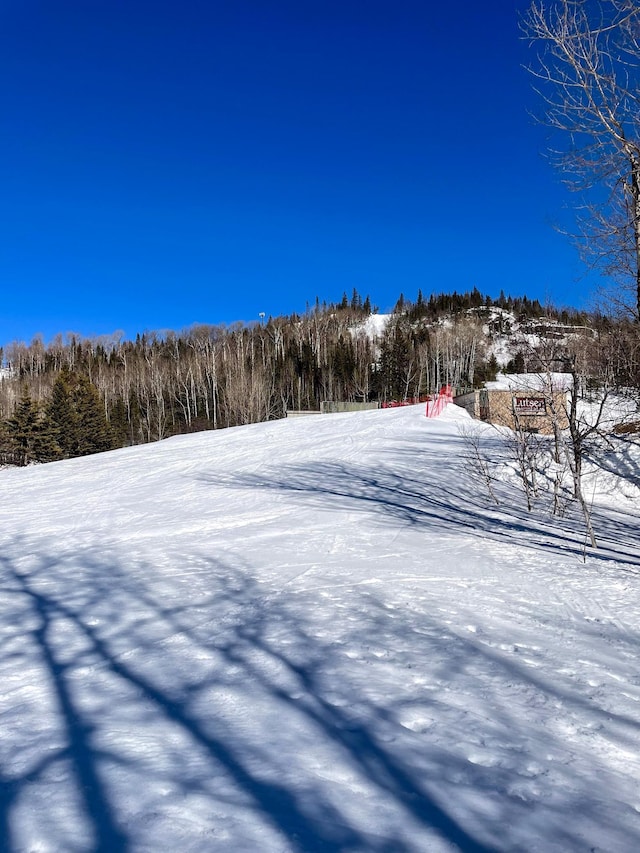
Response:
[0,0,599,345]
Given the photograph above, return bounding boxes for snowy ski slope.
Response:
[1,403,639,852]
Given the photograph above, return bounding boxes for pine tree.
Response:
[48,370,115,458]
[6,392,60,466]
[109,398,130,447]
[7,393,41,466]
[379,321,411,400]
[35,422,61,462]
[73,375,115,456]
[0,418,12,465]
[48,369,78,457]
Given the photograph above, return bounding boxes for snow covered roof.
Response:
[485,372,572,392]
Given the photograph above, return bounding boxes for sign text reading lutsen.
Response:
[513,396,546,415]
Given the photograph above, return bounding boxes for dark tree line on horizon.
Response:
[0,288,635,467]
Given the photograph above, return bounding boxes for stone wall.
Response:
[320,401,380,414]
[286,402,380,417]
[452,391,480,419]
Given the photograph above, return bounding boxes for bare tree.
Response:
[523,341,624,548]
[522,0,640,318]
[540,367,598,547]
[510,410,545,512]
[457,423,501,506]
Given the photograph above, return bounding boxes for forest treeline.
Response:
[0,288,635,466]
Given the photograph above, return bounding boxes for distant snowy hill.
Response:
[481,308,597,368]
[352,307,592,372]
[1,404,639,852]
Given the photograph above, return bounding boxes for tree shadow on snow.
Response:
[589,434,640,490]
[0,542,503,853]
[213,457,640,570]
[1,537,639,851]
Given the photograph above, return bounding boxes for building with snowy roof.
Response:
[453,373,571,434]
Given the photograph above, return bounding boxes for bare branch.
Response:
[522,0,640,317]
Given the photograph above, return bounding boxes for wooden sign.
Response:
[513,395,546,415]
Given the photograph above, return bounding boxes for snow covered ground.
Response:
[1,403,640,852]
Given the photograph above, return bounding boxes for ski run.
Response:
[1,402,640,852]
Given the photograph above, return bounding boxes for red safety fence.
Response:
[381,396,431,409]
[425,385,453,418]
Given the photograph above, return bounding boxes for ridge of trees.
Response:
[0,287,635,466]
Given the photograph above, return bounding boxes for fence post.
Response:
[425,385,453,418]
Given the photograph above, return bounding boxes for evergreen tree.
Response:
[48,369,78,457]
[350,288,363,311]
[32,411,61,463]
[506,351,527,374]
[474,354,500,386]
[332,335,356,395]
[7,393,41,466]
[379,321,411,400]
[6,392,60,466]
[73,375,115,456]
[48,370,115,458]
[109,398,130,447]
[0,418,12,465]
